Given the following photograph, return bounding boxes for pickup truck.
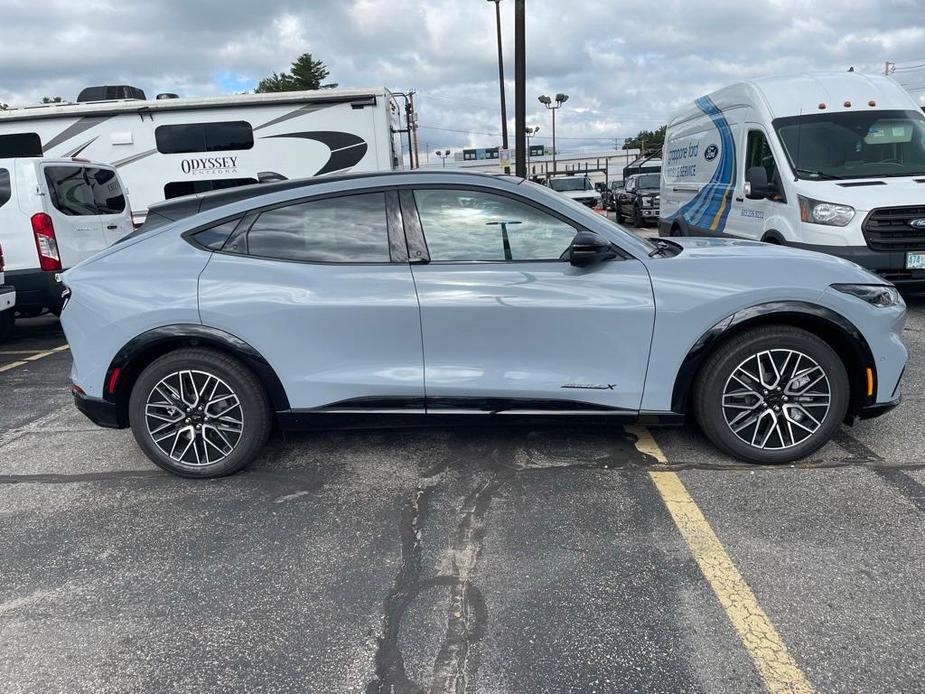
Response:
[547,175,601,208]
[614,172,660,227]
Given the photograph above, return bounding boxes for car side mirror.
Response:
[745,166,769,199]
[569,231,618,268]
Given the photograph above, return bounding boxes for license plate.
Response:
[906,252,925,270]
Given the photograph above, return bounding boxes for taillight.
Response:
[31,213,62,272]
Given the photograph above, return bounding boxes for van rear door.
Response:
[86,166,132,244]
[41,163,108,268]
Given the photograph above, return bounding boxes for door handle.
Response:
[106,224,119,230]
[735,196,744,202]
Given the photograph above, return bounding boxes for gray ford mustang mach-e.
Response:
[60,171,906,477]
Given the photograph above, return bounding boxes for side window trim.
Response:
[398,189,429,263]
[385,189,409,263]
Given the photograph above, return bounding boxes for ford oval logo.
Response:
[910,218,925,229]
[704,144,719,161]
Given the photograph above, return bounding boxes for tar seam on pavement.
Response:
[631,425,816,694]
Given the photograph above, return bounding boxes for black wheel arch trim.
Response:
[671,301,877,416]
[103,324,290,426]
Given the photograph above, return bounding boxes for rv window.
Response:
[44,166,98,216]
[164,178,259,199]
[0,132,42,157]
[86,167,126,214]
[246,193,391,264]
[0,169,10,208]
[155,121,254,154]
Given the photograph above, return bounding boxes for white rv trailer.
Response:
[0,87,404,223]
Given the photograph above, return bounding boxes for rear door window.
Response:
[246,193,391,263]
[45,166,98,216]
[87,167,126,214]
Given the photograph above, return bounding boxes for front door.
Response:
[403,186,655,413]
[737,128,786,241]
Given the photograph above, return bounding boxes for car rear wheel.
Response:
[693,326,849,464]
[129,348,271,478]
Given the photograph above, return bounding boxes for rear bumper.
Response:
[0,285,15,312]
[4,269,65,312]
[73,389,125,429]
[785,242,925,287]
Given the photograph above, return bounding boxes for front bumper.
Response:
[859,396,901,420]
[0,285,15,312]
[73,389,124,429]
[786,242,925,287]
[640,207,660,219]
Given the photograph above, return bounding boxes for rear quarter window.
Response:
[0,168,10,208]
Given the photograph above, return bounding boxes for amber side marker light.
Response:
[866,368,874,397]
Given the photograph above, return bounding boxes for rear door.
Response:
[403,185,655,413]
[198,189,425,410]
[41,164,107,268]
[86,166,132,244]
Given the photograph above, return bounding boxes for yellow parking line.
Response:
[0,344,68,373]
[631,426,814,694]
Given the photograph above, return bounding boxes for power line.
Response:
[893,62,925,72]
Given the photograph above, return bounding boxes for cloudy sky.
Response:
[2,0,924,160]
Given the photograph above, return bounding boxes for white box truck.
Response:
[660,72,925,287]
[0,86,405,225]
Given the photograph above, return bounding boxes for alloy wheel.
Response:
[721,349,831,451]
[144,369,244,466]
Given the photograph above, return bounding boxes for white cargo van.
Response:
[660,72,925,287]
[0,158,132,321]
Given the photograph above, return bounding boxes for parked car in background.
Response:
[602,180,624,211]
[547,174,601,207]
[660,72,925,288]
[61,171,905,478]
[615,173,660,226]
[0,242,15,342]
[0,158,132,324]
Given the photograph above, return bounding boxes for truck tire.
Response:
[0,310,14,343]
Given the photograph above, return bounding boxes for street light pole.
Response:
[514,0,526,178]
[538,93,568,175]
[487,0,510,174]
[435,150,451,168]
[525,125,539,174]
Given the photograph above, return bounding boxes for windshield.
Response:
[549,177,592,192]
[635,174,660,189]
[774,109,925,180]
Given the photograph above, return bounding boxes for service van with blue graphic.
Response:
[659,72,925,287]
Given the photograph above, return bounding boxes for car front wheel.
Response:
[128,348,271,478]
[693,326,849,464]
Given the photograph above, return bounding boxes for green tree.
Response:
[42,96,63,104]
[622,125,666,155]
[0,103,8,111]
[255,53,337,93]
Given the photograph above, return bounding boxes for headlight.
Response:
[832,283,900,307]
[799,195,855,226]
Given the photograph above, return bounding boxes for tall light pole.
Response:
[514,0,526,178]
[525,125,540,173]
[435,149,452,168]
[487,0,510,174]
[538,93,568,174]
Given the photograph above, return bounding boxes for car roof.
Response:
[141,170,526,230]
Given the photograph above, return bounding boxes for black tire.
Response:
[633,205,643,228]
[129,348,271,478]
[693,326,849,464]
[615,206,624,223]
[0,310,14,343]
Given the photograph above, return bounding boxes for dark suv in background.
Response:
[614,173,660,227]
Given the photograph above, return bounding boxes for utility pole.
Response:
[514,0,526,178]
[488,0,510,174]
[408,90,420,169]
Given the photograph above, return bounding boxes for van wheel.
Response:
[0,310,14,342]
[693,326,848,464]
[128,348,271,478]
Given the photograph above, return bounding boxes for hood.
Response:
[797,176,925,211]
[559,189,598,199]
[636,186,659,194]
[664,236,884,282]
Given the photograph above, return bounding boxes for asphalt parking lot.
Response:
[2,248,925,693]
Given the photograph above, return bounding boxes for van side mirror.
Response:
[569,231,618,268]
[745,167,769,199]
